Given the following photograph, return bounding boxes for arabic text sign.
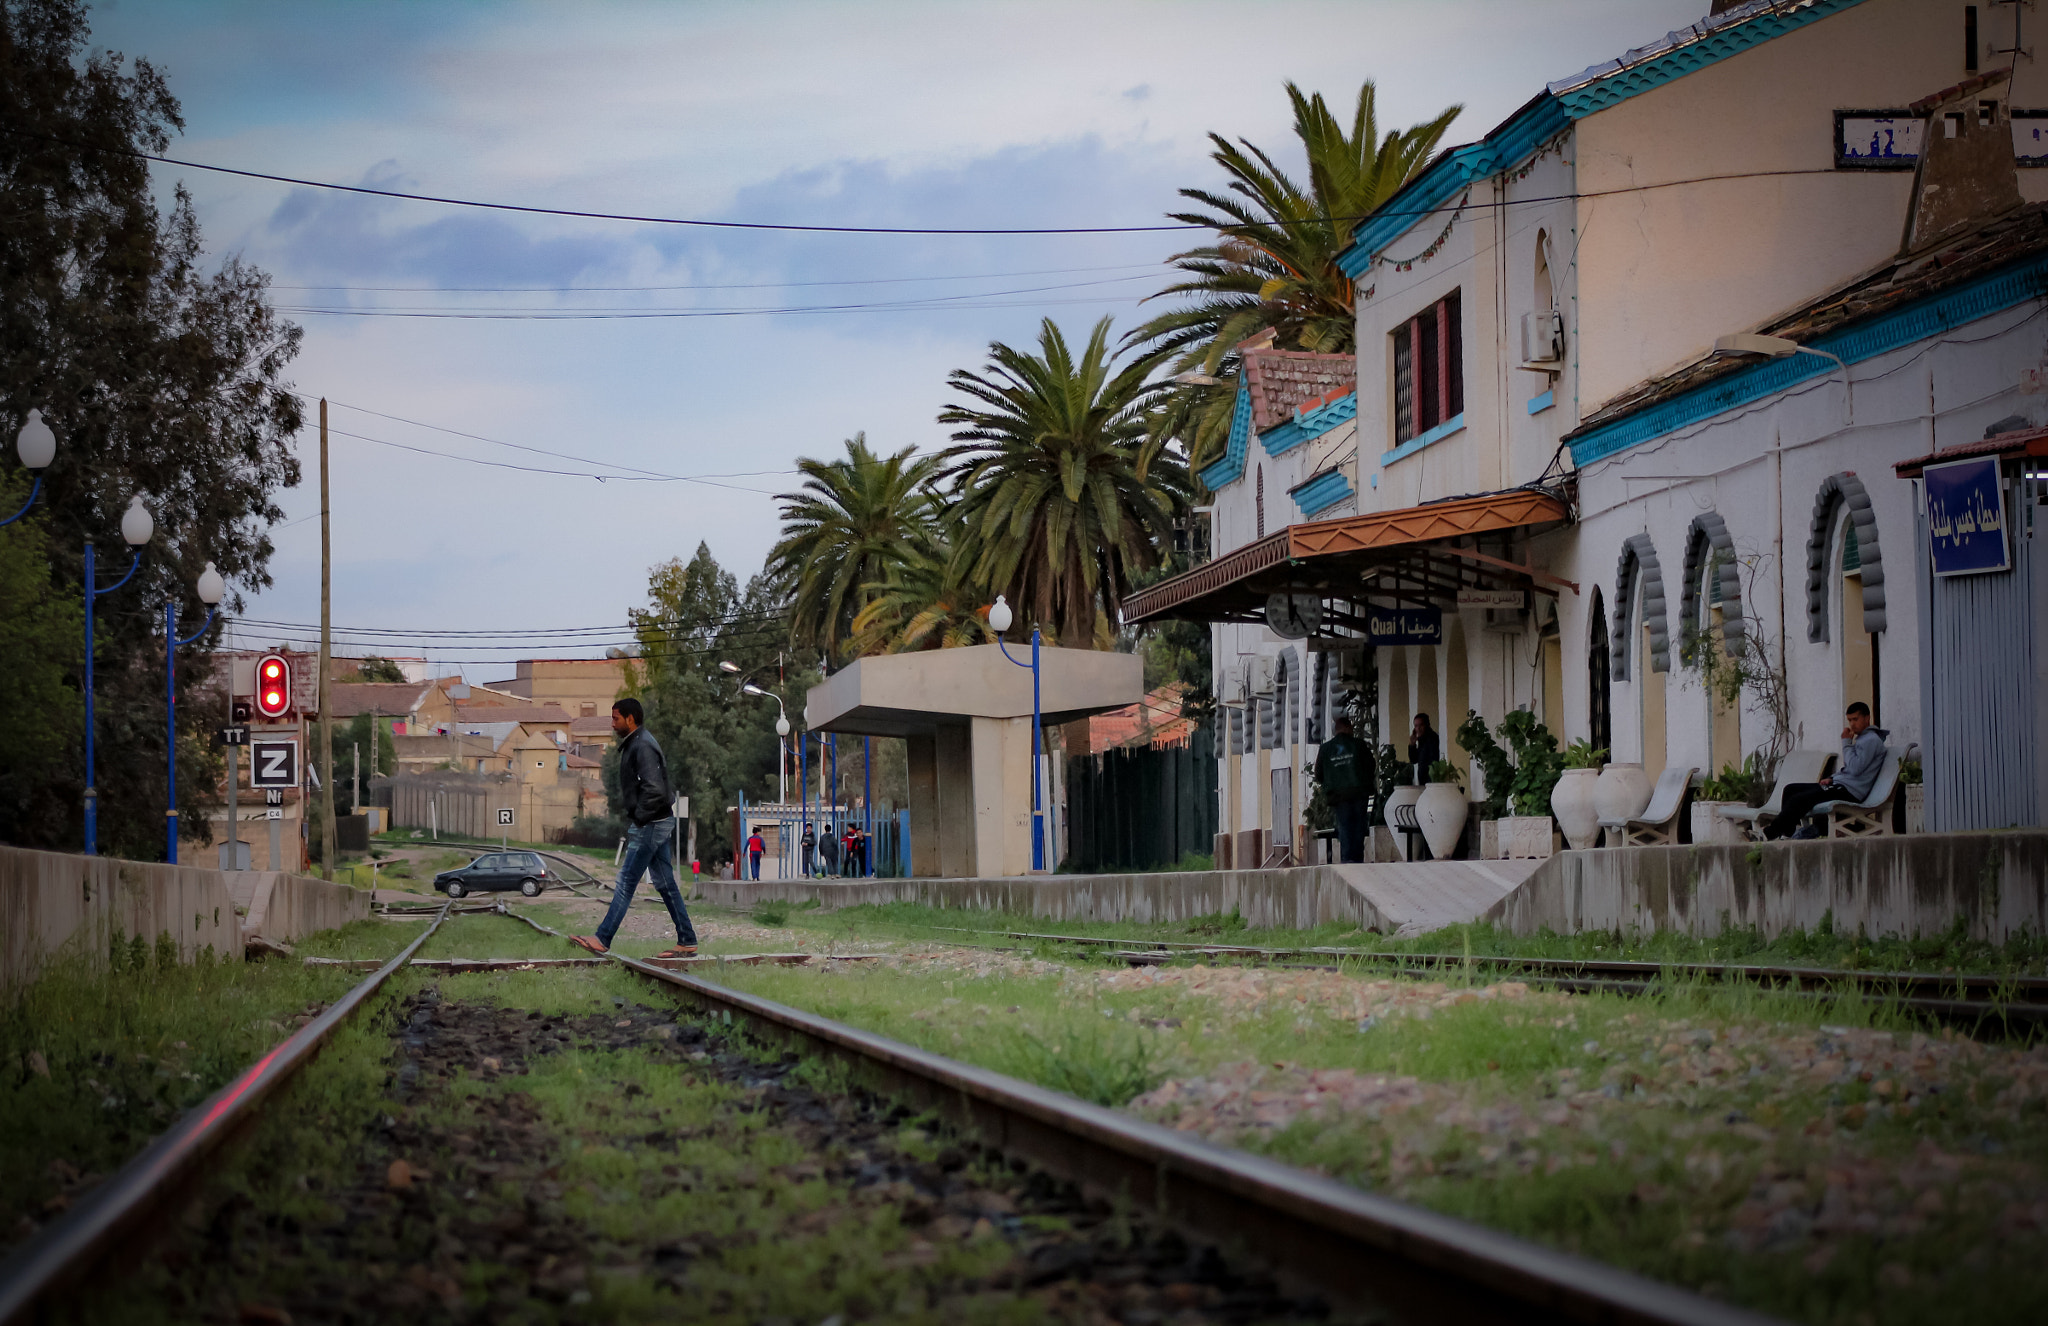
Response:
[1366,607,1443,647]
[1925,457,2010,577]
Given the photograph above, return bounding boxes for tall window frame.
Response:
[1391,289,1464,444]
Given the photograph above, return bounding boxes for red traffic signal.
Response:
[255,654,291,719]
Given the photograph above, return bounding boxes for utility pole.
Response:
[318,399,338,879]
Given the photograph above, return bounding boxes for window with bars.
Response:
[1391,290,1464,445]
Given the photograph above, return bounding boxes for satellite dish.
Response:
[1264,592,1322,640]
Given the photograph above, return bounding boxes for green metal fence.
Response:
[1063,726,1217,872]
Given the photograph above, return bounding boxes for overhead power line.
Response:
[270,261,1164,293]
[0,125,1842,236]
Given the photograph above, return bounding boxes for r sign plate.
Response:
[249,739,300,789]
[1924,456,2011,576]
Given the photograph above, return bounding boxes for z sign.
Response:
[249,739,299,790]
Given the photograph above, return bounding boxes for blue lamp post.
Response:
[165,561,225,863]
[83,495,156,855]
[988,595,1045,872]
[2,410,57,526]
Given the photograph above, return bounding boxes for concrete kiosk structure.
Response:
[804,645,1141,878]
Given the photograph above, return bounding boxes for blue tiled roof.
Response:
[1198,383,1256,489]
[1288,467,1354,518]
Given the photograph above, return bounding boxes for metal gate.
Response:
[1063,726,1218,872]
[1915,465,2048,830]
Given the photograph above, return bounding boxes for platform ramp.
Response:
[1327,859,1547,937]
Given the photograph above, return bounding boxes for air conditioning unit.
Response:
[1249,655,1278,697]
[1521,309,1564,366]
[1220,663,1246,706]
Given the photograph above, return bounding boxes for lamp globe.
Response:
[120,495,154,546]
[988,595,1013,635]
[16,410,56,471]
[196,561,225,606]
[776,715,791,738]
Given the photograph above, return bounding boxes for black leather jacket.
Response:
[617,725,674,826]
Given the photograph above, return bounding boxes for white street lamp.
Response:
[1712,333,1851,424]
[196,561,225,607]
[121,495,154,546]
[987,595,1046,871]
[165,560,225,863]
[16,409,55,470]
[988,594,1013,635]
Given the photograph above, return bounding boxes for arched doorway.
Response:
[1588,588,1612,757]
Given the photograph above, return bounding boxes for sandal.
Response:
[654,945,698,959]
[569,935,609,956]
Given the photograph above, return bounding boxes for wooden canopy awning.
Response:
[1124,487,1574,625]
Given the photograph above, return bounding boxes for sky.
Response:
[86,0,1703,680]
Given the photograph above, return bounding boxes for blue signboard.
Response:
[1924,456,2011,577]
[1366,607,1443,646]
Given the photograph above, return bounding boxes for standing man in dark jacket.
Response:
[1314,716,1376,863]
[572,698,699,958]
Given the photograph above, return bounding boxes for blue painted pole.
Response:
[798,731,808,877]
[1031,628,1044,872]
[0,474,43,527]
[828,733,838,872]
[864,735,874,878]
[83,541,96,856]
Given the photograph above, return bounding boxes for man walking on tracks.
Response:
[572,698,699,958]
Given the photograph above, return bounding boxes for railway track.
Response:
[913,924,2048,1027]
[1,903,1774,1325]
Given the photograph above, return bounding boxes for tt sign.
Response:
[1924,457,2010,576]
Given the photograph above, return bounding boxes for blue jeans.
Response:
[749,851,762,880]
[1332,798,1369,864]
[597,817,697,949]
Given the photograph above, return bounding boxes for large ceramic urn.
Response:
[1593,762,1650,842]
[1416,783,1468,861]
[1551,768,1603,851]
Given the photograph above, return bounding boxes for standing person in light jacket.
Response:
[1763,702,1888,840]
[571,699,699,958]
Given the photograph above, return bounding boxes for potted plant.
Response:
[1454,711,1512,858]
[1497,711,1563,858]
[1551,740,1606,850]
[1901,752,1924,833]
[1690,755,1758,846]
[1417,760,1468,860]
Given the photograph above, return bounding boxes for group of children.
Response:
[743,821,871,879]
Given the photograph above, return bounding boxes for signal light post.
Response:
[255,654,291,720]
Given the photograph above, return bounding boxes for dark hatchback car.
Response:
[435,850,551,899]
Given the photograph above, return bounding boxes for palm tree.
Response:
[937,316,1186,646]
[767,433,941,661]
[1135,81,1462,471]
[846,538,995,654]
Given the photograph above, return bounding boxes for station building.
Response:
[1128,0,2048,860]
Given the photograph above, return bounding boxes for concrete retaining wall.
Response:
[701,868,1396,931]
[1,846,244,986]
[704,831,2048,943]
[1480,832,2048,941]
[223,870,374,946]
[1,845,373,986]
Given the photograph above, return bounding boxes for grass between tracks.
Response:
[701,918,2048,1325]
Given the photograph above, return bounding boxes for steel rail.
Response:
[493,908,1773,1325]
[0,900,454,1324]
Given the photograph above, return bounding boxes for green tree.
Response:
[766,433,941,663]
[328,712,395,813]
[343,656,406,683]
[846,537,994,655]
[1135,81,1461,471]
[1,0,303,855]
[619,544,813,866]
[937,317,1185,647]
[0,473,83,824]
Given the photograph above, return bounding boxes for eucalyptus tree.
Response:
[1,0,303,854]
[766,433,942,663]
[1136,81,1461,471]
[936,316,1185,647]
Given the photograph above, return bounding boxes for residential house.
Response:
[1129,0,2048,855]
[485,658,628,720]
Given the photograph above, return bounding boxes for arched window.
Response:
[1804,472,1887,641]
[1587,588,1612,756]
[1679,513,1744,657]
[1610,535,1669,681]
